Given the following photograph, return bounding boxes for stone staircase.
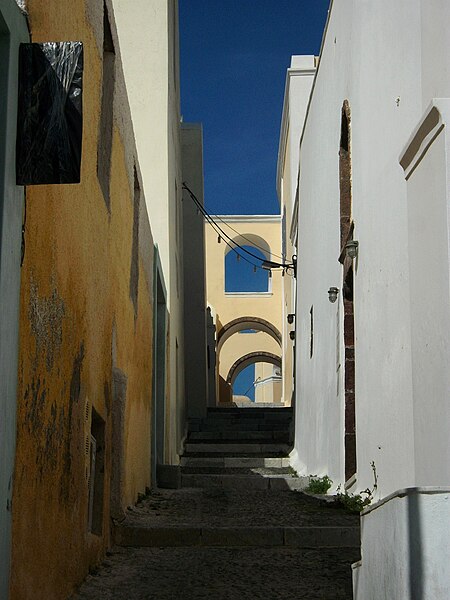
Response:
[98,406,360,600]
[180,406,305,490]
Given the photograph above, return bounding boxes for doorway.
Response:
[339,101,356,482]
[152,257,167,487]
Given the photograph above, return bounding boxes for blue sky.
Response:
[179,0,330,215]
[179,1,329,399]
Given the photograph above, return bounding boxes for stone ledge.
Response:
[115,524,360,549]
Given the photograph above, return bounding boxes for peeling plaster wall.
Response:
[9,1,154,598]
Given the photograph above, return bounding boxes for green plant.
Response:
[336,489,372,513]
[287,466,299,478]
[337,461,378,513]
[306,474,333,494]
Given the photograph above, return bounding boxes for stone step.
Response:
[195,421,291,432]
[184,442,291,454]
[207,407,292,414]
[181,473,309,491]
[183,451,290,459]
[188,430,290,442]
[202,412,291,420]
[115,524,360,549]
[180,465,294,474]
[180,456,292,468]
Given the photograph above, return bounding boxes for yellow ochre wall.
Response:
[10,1,154,598]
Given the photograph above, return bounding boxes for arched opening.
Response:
[227,352,281,385]
[217,320,282,406]
[225,245,269,292]
[233,361,282,404]
[224,233,272,294]
[217,316,282,351]
[339,100,356,482]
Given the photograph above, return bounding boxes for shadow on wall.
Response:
[408,492,423,600]
[219,375,231,404]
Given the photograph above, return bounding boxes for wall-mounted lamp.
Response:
[262,256,297,277]
[345,240,359,260]
[287,313,295,324]
[262,260,280,270]
[289,331,295,340]
[328,287,339,303]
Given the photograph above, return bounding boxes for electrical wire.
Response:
[185,183,268,263]
[211,213,285,261]
[183,183,265,270]
[182,182,294,271]
[243,376,261,398]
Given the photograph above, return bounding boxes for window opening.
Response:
[339,100,356,482]
[225,245,268,292]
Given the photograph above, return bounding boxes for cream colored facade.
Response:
[112,0,185,462]
[205,215,288,404]
[277,55,316,407]
[254,363,282,404]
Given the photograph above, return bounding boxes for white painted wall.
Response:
[277,55,316,222]
[0,2,28,595]
[292,0,426,495]
[277,55,316,408]
[400,100,450,487]
[353,488,450,600]
[289,1,450,598]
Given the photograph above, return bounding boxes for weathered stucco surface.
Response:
[10,1,154,598]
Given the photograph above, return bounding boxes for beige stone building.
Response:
[204,215,291,404]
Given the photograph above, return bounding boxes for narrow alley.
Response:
[71,407,359,599]
[2,1,449,598]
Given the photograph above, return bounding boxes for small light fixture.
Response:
[345,240,359,260]
[328,287,339,303]
[289,331,295,340]
[261,259,280,270]
[287,313,295,324]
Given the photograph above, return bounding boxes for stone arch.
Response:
[227,352,282,385]
[224,233,271,261]
[217,316,282,352]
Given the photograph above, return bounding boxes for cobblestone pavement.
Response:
[71,545,360,600]
[70,489,359,599]
[123,488,358,528]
